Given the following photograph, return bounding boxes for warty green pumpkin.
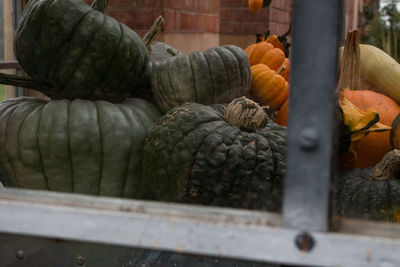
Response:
[335,149,400,222]
[142,97,286,211]
[14,0,150,102]
[0,97,160,198]
[151,45,252,113]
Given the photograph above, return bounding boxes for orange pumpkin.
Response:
[250,64,289,111]
[275,99,288,126]
[248,0,263,13]
[279,58,291,81]
[342,88,400,168]
[259,48,286,71]
[244,42,274,66]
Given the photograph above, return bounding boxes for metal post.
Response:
[282,0,343,232]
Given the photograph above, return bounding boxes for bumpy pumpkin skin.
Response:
[0,97,160,198]
[336,167,400,222]
[151,45,252,113]
[14,0,150,101]
[142,102,287,211]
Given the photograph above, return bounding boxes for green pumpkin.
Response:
[150,41,181,63]
[142,97,286,211]
[0,97,160,198]
[151,45,252,113]
[335,149,400,222]
[14,0,150,102]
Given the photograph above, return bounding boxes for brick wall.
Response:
[220,0,291,36]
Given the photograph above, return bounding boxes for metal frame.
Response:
[1,0,400,266]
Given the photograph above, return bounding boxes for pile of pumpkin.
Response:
[1,0,400,222]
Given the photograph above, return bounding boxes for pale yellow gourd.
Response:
[340,44,400,104]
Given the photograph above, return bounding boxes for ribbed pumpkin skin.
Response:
[0,97,160,198]
[151,45,252,113]
[336,168,400,221]
[150,41,181,63]
[14,0,150,101]
[142,102,287,211]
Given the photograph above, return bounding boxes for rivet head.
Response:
[75,255,86,266]
[299,127,319,150]
[295,232,315,252]
[15,249,24,260]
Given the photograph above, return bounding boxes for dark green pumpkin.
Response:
[151,45,252,113]
[0,97,160,198]
[142,98,286,211]
[14,0,150,101]
[335,150,400,222]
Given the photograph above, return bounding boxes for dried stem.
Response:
[373,149,400,179]
[91,0,109,13]
[143,15,165,53]
[339,30,361,91]
[224,97,268,131]
[0,72,52,96]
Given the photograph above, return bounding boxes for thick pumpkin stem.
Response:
[339,30,361,91]
[224,96,268,131]
[143,16,165,53]
[91,0,109,13]
[373,149,400,179]
[0,72,52,96]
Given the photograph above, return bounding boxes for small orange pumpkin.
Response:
[244,42,274,66]
[259,48,286,71]
[250,64,289,111]
[248,0,263,13]
[275,99,288,126]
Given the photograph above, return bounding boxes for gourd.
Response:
[245,42,274,66]
[14,0,150,102]
[142,97,287,211]
[339,43,400,105]
[0,97,160,198]
[250,63,289,111]
[336,149,400,222]
[339,30,399,168]
[151,45,252,113]
[248,0,263,12]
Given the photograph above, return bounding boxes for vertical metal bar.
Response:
[282,0,343,232]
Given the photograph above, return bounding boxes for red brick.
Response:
[220,21,235,34]
[228,0,243,7]
[249,21,269,34]
[232,8,250,21]
[251,7,269,21]
[220,8,232,21]
[184,0,198,11]
[163,8,177,32]
[108,0,133,8]
[220,0,230,7]
[108,8,160,30]
[166,0,184,10]
[197,0,210,12]
[205,15,219,33]
[212,0,220,13]
[177,11,197,32]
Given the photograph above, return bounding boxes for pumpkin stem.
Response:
[0,72,53,96]
[143,15,165,54]
[338,30,361,91]
[276,65,286,75]
[91,0,109,13]
[372,149,400,179]
[224,96,269,131]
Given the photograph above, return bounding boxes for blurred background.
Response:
[0,0,391,100]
